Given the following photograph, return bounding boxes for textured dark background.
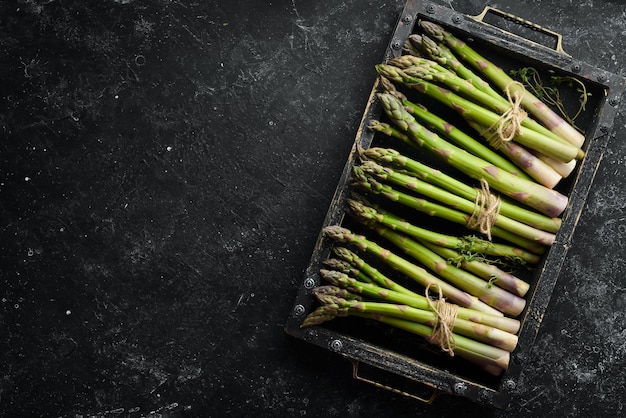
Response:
[1,0,625,417]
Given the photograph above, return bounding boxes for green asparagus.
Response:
[323,225,503,316]
[419,20,586,148]
[377,92,569,217]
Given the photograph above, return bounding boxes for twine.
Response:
[467,179,501,240]
[485,81,527,149]
[425,284,458,356]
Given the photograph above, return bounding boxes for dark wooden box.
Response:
[285,0,625,409]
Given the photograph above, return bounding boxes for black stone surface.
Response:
[1,0,625,417]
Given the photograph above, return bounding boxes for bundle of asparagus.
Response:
[418,21,585,148]
[304,240,521,375]
[301,20,588,376]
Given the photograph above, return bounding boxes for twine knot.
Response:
[485,81,527,148]
[425,284,458,356]
[467,179,501,240]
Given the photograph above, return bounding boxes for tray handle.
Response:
[349,359,442,403]
[470,6,569,56]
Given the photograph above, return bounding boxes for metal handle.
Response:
[470,6,569,56]
[350,359,441,403]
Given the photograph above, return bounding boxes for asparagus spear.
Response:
[403,37,424,57]
[322,258,374,284]
[419,20,586,148]
[376,92,569,217]
[323,225,503,316]
[533,152,577,178]
[312,283,363,302]
[385,54,445,73]
[416,34,494,95]
[360,146,562,233]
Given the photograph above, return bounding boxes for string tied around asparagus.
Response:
[485,81,528,148]
[467,178,501,240]
[425,284,458,356]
